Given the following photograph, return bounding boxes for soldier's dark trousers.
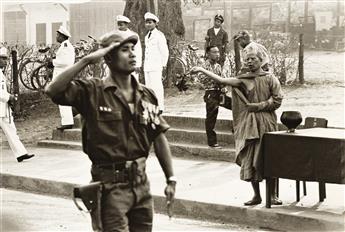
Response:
[204,90,221,146]
[91,166,153,232]
[101,180,153,232]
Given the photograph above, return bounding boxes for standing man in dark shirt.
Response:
[199,45,228,149]
[205,14,229,67]
[45,30,176,232]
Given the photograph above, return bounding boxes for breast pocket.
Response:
[94,110,123,143]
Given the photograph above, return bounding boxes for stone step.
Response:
[164,115,233,132]
[52,128,235,146]
[73,114,234,132]
[74,114,292,132]
[37,140,236,162]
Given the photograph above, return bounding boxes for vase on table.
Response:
[280,111,302,133]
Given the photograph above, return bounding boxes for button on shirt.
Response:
[52,76,170,164]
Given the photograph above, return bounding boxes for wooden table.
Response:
[263,128,345,208]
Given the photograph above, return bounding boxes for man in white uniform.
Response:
[143,12,169,113]
[53,26,76,130]
[0,47,34,162]
[116,15,142,81]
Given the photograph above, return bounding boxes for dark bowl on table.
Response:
[280,111,302,133]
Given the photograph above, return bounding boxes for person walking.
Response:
[191,50,283,206]
[199,45,230,149]
[143,12,169,113]
[0,47,34,162]
[45,30,176,231]
[116,15,142,81]
[205,14,229,67]
[52,26,75,130]
[234,30,270,73]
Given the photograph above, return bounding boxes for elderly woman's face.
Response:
[245,54,261,72]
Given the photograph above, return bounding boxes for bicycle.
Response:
[166,41,204,91]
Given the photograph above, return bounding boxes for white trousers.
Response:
[144,71,164,111]
[59,105,74,126]
[0,117,27,158]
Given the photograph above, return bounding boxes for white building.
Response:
[1,2,70,45]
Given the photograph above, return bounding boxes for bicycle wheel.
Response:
[19,59,42,90]
[31,63,53,90]
[170,57,187,83]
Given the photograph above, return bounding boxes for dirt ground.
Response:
[1,51,344,146]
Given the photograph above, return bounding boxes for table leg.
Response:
[319,182,326,202]
[266,178,272,208]
[296,180,300,202]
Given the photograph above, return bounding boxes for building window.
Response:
[36,23,46,46]
[4,11,26,44]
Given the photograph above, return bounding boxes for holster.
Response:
[73,181,103,231]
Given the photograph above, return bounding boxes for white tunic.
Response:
[144,28,169,72]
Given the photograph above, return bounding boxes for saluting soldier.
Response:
[0,47,34,162]
[205,14,229,67]
[143,12,169,113]
[52,26,76,130]
[45,30,176,231]
[116,15,142,82]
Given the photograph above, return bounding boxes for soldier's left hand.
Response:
[164,181,176,202]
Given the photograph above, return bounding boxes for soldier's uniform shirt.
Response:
[51,75,169,164]
[199,59,223,90]
[205,27,229,65]
[52,75,169,231]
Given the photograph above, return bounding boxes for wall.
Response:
[69,1,125,43]
[2,3,69,45]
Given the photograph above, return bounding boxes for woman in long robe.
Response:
[191,52,283,205]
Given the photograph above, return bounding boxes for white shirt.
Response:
[144,28,169,72]
[53,39,75,78]
[214,27,220,36]
[0,69,11,118]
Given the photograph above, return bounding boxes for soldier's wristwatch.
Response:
[167,176,177,184]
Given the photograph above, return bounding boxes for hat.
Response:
[214,14,224,23]
[144,12,159,23]
[116,15,131,23]
[99,30,138,48]
[0,47,8,58]
[234,30,250,40]
[57,25,71,38]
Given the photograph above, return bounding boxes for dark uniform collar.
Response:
[103,74,143,92]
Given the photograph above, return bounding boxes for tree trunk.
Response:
[123,0,185,87]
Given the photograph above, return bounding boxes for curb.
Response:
[1,173,344,231]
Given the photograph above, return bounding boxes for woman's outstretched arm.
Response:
[191,67,242,87]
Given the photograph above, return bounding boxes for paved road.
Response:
[1,189,265,232]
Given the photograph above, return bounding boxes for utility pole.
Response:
[286,0,291,33]
[298,33,305,84]
[304,0,308,24]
